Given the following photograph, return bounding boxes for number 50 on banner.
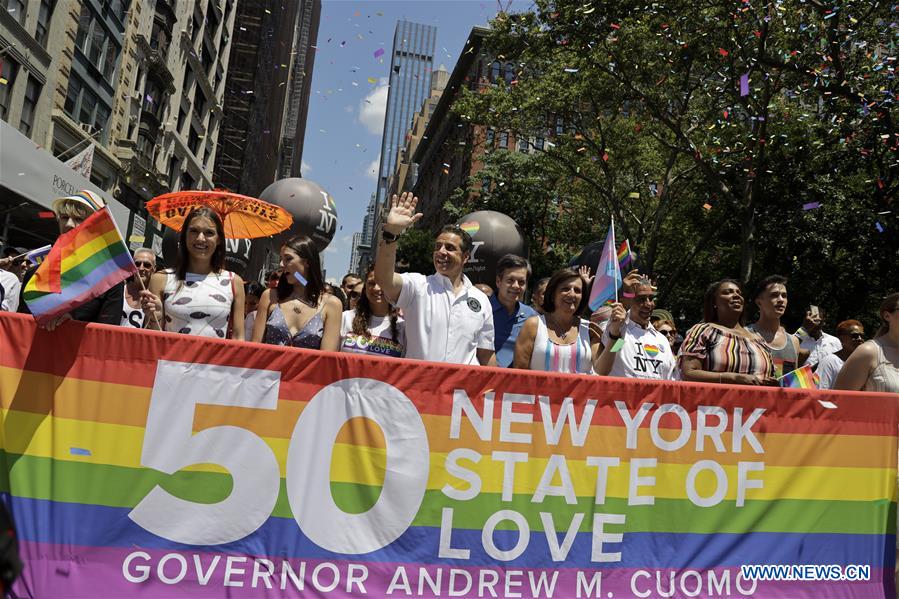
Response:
[128,361,430,553]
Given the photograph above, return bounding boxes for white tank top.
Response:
[530,315,594,374]
[120,288,145,328]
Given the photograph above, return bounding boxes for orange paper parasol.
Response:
[146,190,293,239]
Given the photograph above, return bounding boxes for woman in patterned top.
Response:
[679,279,776,385]
[141,207,245,339]
[251,235,342,350]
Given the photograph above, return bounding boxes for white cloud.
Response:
[344,105,354,114]
[301,160,312,175]
[358,78,389,135]
[363,156,380,181]
[324,246,338,254]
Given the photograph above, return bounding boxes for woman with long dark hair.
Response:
[339,267,405,358]
[251,235,342,350]
[141,207,245,338]
[678,279,775,385]
[513,267,601,374]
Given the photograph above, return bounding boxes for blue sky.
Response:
[301,0,528,280]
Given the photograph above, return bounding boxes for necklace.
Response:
[547,316,573,341]
[291,296,314,314]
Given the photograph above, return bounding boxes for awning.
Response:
[0,120,133,247]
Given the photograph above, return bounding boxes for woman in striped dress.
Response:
[678,279,777,386]
[513,268,602,374]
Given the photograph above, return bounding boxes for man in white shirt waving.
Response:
[374,192,496,366]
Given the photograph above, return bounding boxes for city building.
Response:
[370,20,436,239]
[348,231,362,274]
[213,0,320,196]
[411,27,534,231]
[386,64,449,198]
[0,0,236,256]
[350,192,377,275]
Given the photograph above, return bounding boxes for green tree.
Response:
[451,0,896,325]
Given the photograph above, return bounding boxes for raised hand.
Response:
[578,265,594,285]
[608,301,627,337]
[384,192,423,235]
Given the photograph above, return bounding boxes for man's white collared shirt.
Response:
[396,272,494,364]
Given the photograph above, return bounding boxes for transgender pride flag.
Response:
[588,223,622,311]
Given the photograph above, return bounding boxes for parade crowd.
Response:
[1,190,897,395]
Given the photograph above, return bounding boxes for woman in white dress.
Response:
[141,207,245,339]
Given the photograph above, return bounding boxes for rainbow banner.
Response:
[21,207,136,324]
[0,313,896,597]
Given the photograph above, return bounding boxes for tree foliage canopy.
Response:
[451,0,897,329]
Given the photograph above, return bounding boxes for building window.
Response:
[188,127,200,155]
[18,76,41,136]
[504,63,515,84]
[0,59,19,121]
[181,170,195,190]
[498,131,509,149]
[2,0,26,26]
[490,61,501,83]
[177,106,187,132]
[555,116,564,136]
[534,136,544,151]
[517,137,528,153]
[485,128,495,147]
[35,0,54,47]
[64,74,111,139]
[74,4,122,84]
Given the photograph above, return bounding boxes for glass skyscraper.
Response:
[375,20,437,210]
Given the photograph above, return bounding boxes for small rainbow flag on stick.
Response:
[617,239,633,271]
[23,207,137,324]
[780,364,820,389]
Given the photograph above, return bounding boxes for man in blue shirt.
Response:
[490,254,536,367]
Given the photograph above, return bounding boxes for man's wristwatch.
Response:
[381,229,400,244]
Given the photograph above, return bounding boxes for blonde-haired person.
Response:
[834,293,899,393]
[18,190,124,329]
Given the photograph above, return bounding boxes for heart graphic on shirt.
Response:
[459,221,480,236]
[643,344,661,357]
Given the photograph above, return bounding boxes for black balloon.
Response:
[258,178,338,252]
[160,227,255,280]
[455,211,527,286]
[569,240,605,271]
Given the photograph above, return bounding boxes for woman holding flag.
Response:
[141,207,245,339]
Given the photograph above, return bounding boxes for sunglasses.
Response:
[658,329,676,337]
[348,291,361,299]
[841,332,865,340]
[135,260,154,268]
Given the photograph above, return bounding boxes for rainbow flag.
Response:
[780,364,820,389]
[22,207,137,324]
[617,239,633,271]
[0,315,896,597]
[588,223,621,311]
